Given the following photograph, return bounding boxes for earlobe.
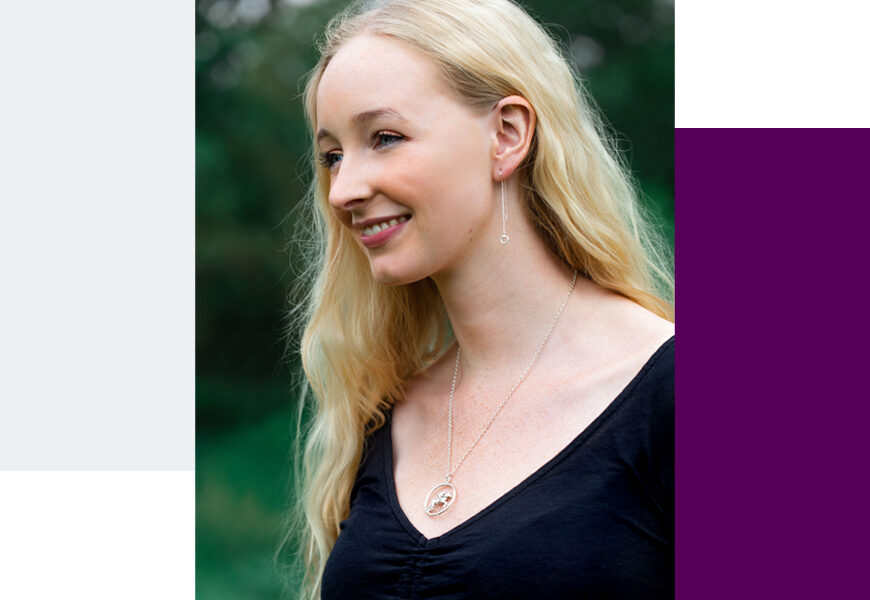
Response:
[492,95,536,180]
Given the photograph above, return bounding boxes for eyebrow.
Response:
[316,108,407,144]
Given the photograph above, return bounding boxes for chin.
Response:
[369,268,416,287]
[368,259,429,287]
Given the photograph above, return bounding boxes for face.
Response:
[315,34,497,285]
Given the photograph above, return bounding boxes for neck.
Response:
[430,221,580,378]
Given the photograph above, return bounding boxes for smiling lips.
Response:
[358,215,411,247]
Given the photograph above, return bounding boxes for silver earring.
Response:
[498,172,510,245]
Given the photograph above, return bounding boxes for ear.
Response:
[491,95,536,181]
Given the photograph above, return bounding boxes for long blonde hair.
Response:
[285,0,673,597]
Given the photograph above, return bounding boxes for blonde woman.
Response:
[289,0,674,597]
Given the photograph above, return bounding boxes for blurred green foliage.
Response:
[195,0,673,598]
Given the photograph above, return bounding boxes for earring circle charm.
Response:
[498,233,510,245]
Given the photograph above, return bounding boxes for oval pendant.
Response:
[424,482,456,516]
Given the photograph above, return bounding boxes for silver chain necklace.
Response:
[423,271,578,516]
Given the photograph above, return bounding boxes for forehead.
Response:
[315,34,452,128]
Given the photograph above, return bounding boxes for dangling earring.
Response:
[498,171,510,245]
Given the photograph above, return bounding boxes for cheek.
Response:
[405,144,487,200]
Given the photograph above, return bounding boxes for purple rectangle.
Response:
[676,129,870,597]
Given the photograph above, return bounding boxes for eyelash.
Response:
[373,131,403,148]
[318,152,342,169]
[318,131,405,169]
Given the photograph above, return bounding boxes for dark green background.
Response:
[195,0,673,597]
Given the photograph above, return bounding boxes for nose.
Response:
[327,156,373,213]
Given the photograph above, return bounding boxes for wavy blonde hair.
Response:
[283,0,674,597]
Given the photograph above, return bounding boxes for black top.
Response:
[322,337,674,599]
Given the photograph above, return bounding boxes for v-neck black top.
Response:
[322,337,674,599]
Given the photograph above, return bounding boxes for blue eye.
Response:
[373,131,404,148]
[318,151,342,169]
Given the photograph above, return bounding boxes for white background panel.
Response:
[676,0,870,127]
[0,472,193,599]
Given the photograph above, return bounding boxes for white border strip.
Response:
[676,0,870,127]
[0,471,194,599]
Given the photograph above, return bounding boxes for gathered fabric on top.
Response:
[322,337,674,600]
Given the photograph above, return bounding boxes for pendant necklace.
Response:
[424,271,578,516]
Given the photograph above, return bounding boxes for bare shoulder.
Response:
[530,283,672,422]
[599,289,674,348]
[558,281,673,375]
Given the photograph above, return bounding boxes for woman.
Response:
[288,0,674,597]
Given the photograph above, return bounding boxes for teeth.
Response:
[362,215,409,237]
